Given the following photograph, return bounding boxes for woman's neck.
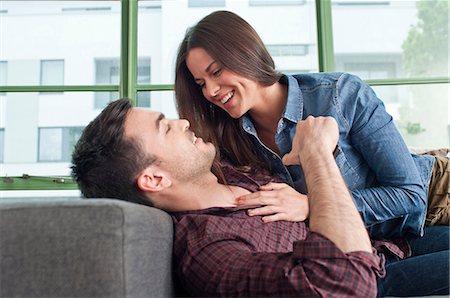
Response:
[247,81,287,154]
[248,81,287,133]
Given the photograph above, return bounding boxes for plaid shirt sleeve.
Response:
[176,231,384,297]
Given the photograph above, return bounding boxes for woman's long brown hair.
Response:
[175,11,283,176]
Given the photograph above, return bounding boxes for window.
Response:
[188,0,225,7]
[344,62,396,79]
[38,127,83,162]
[372,83,449,148]
[40,60,64,85]
[266,44,309,56]
[0,61,7,95]
[250,0,306,6]
[61,6,112,12]
[331,0,447,78]
[0,0,447,192]
[0,61,7,85]
[0,129,4,163]
[335,54,400,80]
[333,1,389,6]
[94,58,120,109]
[94,57,151,109]
[279,69,311,75]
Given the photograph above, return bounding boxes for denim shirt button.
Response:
[272,155,277,159]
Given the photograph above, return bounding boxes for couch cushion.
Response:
[0,199,174,298]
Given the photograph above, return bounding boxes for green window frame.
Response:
[0,0,448,191]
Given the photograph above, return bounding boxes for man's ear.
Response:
[136,166,172,193]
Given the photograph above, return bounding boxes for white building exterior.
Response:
[0,0,448,188]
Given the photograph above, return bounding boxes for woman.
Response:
[174,10,449,239]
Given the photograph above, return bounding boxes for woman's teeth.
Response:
[221,91,234,104]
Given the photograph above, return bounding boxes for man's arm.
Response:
[175,231,382,297]
[283,116,372,253]
[175,117,381,297]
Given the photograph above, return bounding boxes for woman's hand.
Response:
[235,182,309,223]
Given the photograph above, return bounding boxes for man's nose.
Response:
[175,119,190,130]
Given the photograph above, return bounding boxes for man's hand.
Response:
[235,182,309,223]
[282,116,339,166]
[290,116,371,253]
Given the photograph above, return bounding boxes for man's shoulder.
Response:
[171,207,250,235]
[170,208,256,254]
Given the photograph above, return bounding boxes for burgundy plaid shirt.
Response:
[171,163,410,297]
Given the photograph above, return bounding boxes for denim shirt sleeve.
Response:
[336,74,427,238]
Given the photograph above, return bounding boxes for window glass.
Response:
[137,58,151,84]
[38,127,83,162]
[38,128,63,161]
[138,90,177,119]
[332,0,449,79]
[0,62,7,96]
[137,0,318,85]
[0,129,4,163]
[188,0,225,7]
[0,1,121,86]
[0,61,7,86]
[373,83,449,148]
[1,92,110,176]
[266,44,309,56]
[94,57,150,109]
[94,58,120,108]
[249,0,307,6]
[40,60,64,85]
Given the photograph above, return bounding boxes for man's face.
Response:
[123,108,216,183]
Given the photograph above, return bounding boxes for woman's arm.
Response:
[336,73,428,238]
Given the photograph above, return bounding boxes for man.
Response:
[71,98,447,297]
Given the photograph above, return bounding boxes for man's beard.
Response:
[167,146,216,182]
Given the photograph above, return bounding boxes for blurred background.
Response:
[0,0,448,197]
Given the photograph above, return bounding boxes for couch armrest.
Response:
[0,199,175,298]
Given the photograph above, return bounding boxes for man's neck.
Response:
[160,172,251,212]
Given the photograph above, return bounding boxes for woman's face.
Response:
[186,47,261,119]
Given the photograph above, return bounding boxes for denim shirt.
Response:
[242,73,434,239]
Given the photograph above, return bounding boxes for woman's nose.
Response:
[205,80,220,98]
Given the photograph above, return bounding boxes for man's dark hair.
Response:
[71,98,155,206]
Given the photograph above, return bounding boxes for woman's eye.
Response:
[212,68,222,77]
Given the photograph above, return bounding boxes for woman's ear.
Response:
[136,166,172,193]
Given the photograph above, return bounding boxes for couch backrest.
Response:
[0,199,175,298]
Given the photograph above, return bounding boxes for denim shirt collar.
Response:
[282,74,303,124]
[242,74,303,135]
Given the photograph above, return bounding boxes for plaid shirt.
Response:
[171,163,410,297]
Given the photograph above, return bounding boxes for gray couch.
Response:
[0,198,176,298]
[1,197,447,298]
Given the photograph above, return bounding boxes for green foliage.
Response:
[405,122,426,135]
[402,0,449,76]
